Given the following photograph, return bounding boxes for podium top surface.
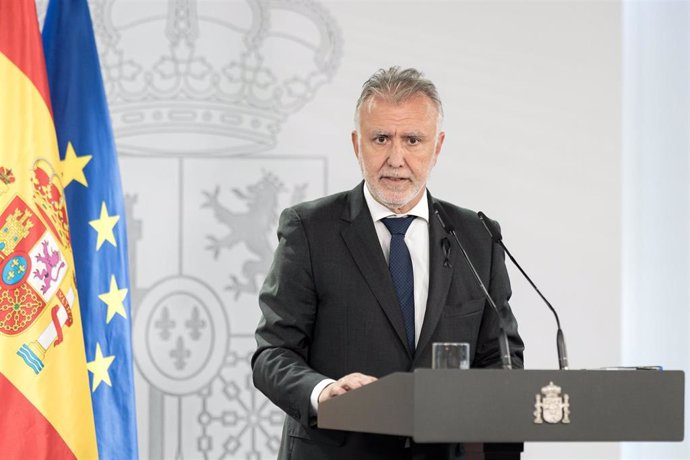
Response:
[318,369,685,442]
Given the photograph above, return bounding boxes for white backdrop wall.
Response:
[36,0,687,458]
[622,1,689,459]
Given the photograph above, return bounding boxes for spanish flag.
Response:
[0,0,98,458]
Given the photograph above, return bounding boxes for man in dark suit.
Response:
[252,67,524,459]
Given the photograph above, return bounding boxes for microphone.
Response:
[477,211,569,370]
[432,203,513,370]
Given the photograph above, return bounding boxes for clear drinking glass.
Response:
[432,342,470,369]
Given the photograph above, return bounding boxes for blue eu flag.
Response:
[42,0,139,458]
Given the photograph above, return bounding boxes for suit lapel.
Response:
[340,183,411,356]
[415,194,458,359]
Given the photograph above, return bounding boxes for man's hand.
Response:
[318,372,377,404]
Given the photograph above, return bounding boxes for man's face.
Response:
[352,94,445,214]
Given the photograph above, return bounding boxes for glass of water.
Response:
[432,342,470,369]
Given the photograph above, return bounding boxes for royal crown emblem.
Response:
[534,381,571,424]
[31,160,70,245]
[89,0,342,158]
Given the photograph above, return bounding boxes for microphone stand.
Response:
[433,203,513,370]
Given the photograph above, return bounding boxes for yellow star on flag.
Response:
[59,141,92,187]
[98,275,128,323]
[89,201,120,250]
[86,343,115,392]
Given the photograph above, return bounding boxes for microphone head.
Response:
[477,211,503,243]
[432,202,455,233]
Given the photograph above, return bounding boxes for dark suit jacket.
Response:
[252,182,524,460]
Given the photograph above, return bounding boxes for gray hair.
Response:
[354,67,444,129]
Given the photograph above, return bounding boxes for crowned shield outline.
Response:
[534,381,571,424]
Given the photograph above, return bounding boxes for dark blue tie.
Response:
[382,216,416,354]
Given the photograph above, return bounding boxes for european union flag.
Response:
[42,0,138,458]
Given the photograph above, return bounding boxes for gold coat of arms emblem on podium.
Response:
[534,381,571,424]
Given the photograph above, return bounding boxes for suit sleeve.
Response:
[251,207,329,426]
[473,219,525,369]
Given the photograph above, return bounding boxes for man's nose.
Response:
[386,141,405,167]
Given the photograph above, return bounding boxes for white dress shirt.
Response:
[310,185,431,412]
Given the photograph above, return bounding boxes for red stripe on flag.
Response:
[0,0,52,113]
[0,372,76,460]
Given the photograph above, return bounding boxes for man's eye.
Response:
[408,137,420,145]
[374,135,387,144]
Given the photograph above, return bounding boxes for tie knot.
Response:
[382,216,416,235]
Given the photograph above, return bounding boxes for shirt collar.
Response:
[363,183,430,223]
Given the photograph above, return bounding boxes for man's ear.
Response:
[433,131,445,165]
[351,130,360,157]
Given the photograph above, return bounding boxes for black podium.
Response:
[318,369,684,458]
